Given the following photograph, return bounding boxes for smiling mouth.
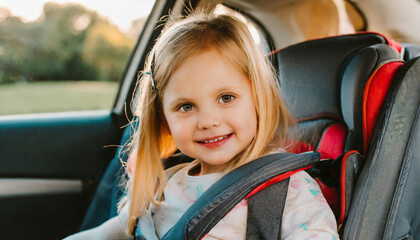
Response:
[197,133,233,144]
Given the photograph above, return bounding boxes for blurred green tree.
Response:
[83,19,134,81]
[0,2,136,84]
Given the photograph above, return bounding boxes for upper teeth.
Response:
[203,135,228,143]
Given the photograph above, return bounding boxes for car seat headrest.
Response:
[272,33,388,121]
[341,44,402,153]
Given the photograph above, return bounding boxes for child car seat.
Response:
[79,32,414,239]
[276,34,420,239]
[271,32,404,227]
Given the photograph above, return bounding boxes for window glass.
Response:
[0,0,155,115]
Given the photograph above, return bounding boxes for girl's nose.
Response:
[197,110,221,129]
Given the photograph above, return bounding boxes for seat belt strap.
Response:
[157,152,319,240]
[246,178,289,240]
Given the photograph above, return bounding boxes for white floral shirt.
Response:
[152,161,339,239]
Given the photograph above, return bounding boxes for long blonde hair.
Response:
[125,11,295,235]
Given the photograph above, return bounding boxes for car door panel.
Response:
[0,110,122,239]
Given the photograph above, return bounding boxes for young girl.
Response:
[66,11,339,240]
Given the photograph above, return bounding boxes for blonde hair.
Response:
[125,11,295,235]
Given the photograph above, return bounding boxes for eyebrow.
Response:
[168,97,193,110]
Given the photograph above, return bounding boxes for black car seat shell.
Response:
[383,57,420,240]
[343,56,420,240]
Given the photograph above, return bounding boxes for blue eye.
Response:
[179,104,195,112]
[219,95,234,103]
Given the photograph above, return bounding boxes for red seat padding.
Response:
[362,61,404,154]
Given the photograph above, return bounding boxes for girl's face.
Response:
[162,48,257,175]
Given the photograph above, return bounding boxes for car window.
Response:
[0,0,155,115]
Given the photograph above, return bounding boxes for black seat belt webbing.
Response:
[246,178,289,240]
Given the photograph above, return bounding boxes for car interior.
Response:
[0,0,419,239]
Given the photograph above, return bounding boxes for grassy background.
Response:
[0,81,119,115]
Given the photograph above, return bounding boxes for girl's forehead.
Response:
[159,37,248,80]
[162,49,251,102]
[171,46,246,79]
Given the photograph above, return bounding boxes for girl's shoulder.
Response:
[283,169,339,239]
[290,170,316,184]
[288,170,322,196]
